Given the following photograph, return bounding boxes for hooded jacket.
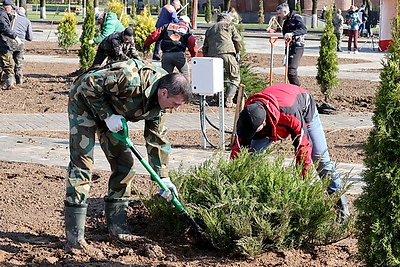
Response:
[231,84,316,172]
[94,12,125,44]
[202,20,242,56]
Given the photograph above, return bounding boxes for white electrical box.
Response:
[191,57,224,95]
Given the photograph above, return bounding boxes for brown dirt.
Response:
[0,41,375,266]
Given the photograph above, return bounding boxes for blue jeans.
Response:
[250,111,342,193]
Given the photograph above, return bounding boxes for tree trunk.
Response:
[311,0,318,28]
[40,0,46,19]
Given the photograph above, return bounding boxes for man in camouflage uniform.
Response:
[202,13,242,108]
[91,27,141,68]
[65,59,191,252]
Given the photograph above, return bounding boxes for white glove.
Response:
[283,55,287,66]
[284,32,293,41]
[235,54,240,62]
[15,37,23,45]
[159,177,178,202]
[104,114,124,133]
[88,39,94,44]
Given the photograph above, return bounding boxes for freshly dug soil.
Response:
[0,41,376,266]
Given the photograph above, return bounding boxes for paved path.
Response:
[1,22,384,195]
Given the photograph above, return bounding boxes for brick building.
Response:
[198,0,380,23]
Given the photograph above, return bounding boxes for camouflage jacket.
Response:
[202,21,242,56]
[69,59,170,177]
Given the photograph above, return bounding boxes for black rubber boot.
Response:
[64,202,87,249]
[336,194,351,223]
[104,198,145,242]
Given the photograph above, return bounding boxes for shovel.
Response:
[269,37,278,86]
[112,118,208,245]
[284,36,292,84]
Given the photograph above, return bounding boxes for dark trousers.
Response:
[152,40,161,59]
[92,48,108,67]
[288,46,304,87]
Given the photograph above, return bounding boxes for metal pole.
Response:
[219,91,225,150]
[200,95,206,149]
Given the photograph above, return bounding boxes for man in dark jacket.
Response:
[231,83,350,222]
[152,0,181,61]
[91,27,141,68]
[144,15,198,78]
[0,0,19,90]
[12,7,32,85]
[277,3,307,86]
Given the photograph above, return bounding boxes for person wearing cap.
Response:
[276,3,307,86]
[91,12,125,45]
[231,83,350,222]
[202,12,242,108]
[0,0,20,90]
[152,0,181,61]
[91,27,141,68]
[11,7,33,85]
[144,15,198,78]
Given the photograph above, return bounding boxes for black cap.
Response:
[217,13,228,21]
[123,27,134,40]
[236,102,266,140]
[2,0,16,9]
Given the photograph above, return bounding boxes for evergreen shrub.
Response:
[56,12,79,52]
[132,5,156,52]
[78,0,96,70]
[316,7,339,102]
[355,9,400,266]
[144,149,353,257]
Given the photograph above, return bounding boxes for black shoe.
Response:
[152,55,161,61]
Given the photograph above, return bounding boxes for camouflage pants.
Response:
[0,52,14,76]
[13,44,25,80]
[218,53,240,86]
[65,95,136,205]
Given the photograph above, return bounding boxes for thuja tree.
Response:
[355,9,400,266]
[78,0,96,71]
[204,0,212,23]
[316,7,339,102]
[257,0,264,24]
[57,12,78,52]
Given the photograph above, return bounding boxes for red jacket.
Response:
[231,84,316,173]
[145,22,198,57]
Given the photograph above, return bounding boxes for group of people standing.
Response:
[0,0,32,90]
[333,4,370,54]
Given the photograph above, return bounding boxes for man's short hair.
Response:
[217,13,228,22]
[276,3,289,12]
[172,0,181,8]
[157,73,191,102]
[123,27,134,38]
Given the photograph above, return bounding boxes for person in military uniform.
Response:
[202,13,242,108]
[91,27,141,68]
[65,59,191,253]
[0,0,20,90]
[144,15,198,78]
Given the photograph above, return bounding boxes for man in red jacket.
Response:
[144,15,198,78]
[231,83,350,221]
